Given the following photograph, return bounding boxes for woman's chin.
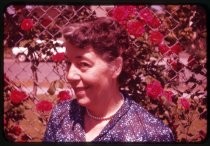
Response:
[75,95,90,106]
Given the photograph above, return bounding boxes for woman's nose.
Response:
[66,64,80,82]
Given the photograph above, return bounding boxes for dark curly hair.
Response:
[62,17,130,86]
[62,17,129,62]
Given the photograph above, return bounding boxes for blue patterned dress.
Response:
[43,93,174,142]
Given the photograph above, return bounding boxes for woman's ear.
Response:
[111,57,123,79]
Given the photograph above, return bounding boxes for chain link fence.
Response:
[4,5,207,142]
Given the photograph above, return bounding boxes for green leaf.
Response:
[4,100,13,113]
[19,40,32,47]
[188,118,207,136]
[54,80,64,89]
[47,81,56,95]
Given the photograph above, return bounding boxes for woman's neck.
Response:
[85,89,124,119]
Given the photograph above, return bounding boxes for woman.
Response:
[44,17,174,142]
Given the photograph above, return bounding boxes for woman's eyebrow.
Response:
[75,56,93,63]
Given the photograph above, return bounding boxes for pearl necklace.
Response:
[86,93,124,121]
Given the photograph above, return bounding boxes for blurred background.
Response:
[3,5,207,142]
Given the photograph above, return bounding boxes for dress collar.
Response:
[69,92,132,142]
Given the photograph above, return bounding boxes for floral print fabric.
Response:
[44,93,174,142]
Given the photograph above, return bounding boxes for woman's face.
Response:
[65,42,116,107]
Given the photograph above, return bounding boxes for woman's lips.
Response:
[74,86,89,95]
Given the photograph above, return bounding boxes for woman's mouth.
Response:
[74,86,89,96]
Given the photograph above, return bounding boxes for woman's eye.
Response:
[79,62,90,68]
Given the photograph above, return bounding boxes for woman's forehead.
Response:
[65,43,99,61]
[65,41,113,63]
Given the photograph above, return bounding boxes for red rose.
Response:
[51,52,65,62]
[149,31,164,45]
[9,90,27,105]
[146,80,163,100]
[148,16,161,29]
[126,20,145,37]
[158,44,170,54]
[20,18,34,31]
[162,90,174,102]
[57,90,71,102]
[180,98,190,110]
[139,8,154,23]
[9,125,22,136]
[36,100,53,112]
[111,6,136,22]
[170,43,182,55]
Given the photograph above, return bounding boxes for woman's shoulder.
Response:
[127,99,162,125]
[50,99,78,118]
[125,96,174,141]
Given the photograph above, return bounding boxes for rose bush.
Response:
[4,73,73,142]
[111,5,207,142]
